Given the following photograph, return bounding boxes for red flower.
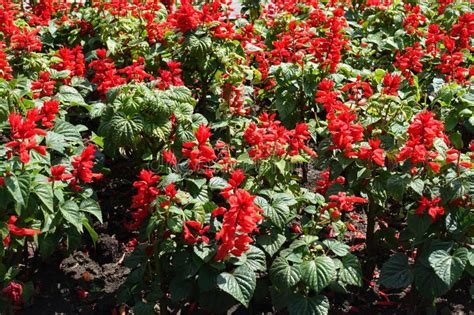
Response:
[214,189,263,261]
[2,281,23,304]
[70,145,103,190]
[162,149,177,166]
[6,109,47,164]
[322,192,368,214]
[416,196,444,221]
[182,125,217,171]
[118,57,153,83]
[125,170,161,230]
[0,41,13,80]
[182,221,210,245]
[315,169,345,195]
[52,45,86,82]
[169,0,203,34]
[10,28,42,52]
[327,110,364,155]
[341,75,373,102]
[49,165,73,182]
[39,100,59,128]
[382,73,401,96]
[89,49,126,97]
[31,72,56,99]
[358,138,385,167]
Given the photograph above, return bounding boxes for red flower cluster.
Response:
[118,57,153,83]
[382,73,401,96]
[213,188,263,261]
[6,109,47,164]
[31,72,56,99]
[2,281,23,305]
[243,113,315,160]
[416,196,444,222]
[52,45,86,83]
[358,138,385,167]
[169,0,203,34]
[327,111,364,156]
[182,221,210,245]
[315,169,345,195]
[182,125,217,175]
[402,4,426,35]
[0,41,13,80]
[125,170,160,230]
[3,215,41,248]
[89,49,126,97]
[397,111,446,172]
[156,61,184,89]
[341,75,373,103]
[322,192,368,219]
[70,145,103,190]
[394,43,424,84]
[10,28,42,52]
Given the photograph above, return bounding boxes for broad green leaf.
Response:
[322,239,350,257]
[301,256,336,292]
[386,174,410,201]
[428,248,468,288]
[242,246,266,272]
[217,265,256,307]
[208,177,228,190]
[257,232,286,257]
[270,256,301,288]
[80,198,103,223]
[5,175,25,207]
[288,294,329,315]
[32,176,54,212]
[379,253,413,289]
[60,200,83,232]
[339,254,362,287]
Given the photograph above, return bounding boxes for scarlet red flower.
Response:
[416,196,445,221]
[2,281,23,305]
[169,0,203,34]
[382,73,401,96]
[162,149,177,166]
[214,189,263,261]
[0,41,13,80]
[49,165,73,182]
[89,49,126,97]
[3,215,41,247]
[6,109,47,164]
[394,43,424,84]
[125,170,161,230]
[341,75,373,102]
[315,169,345,195]
[70,145,103,190]
[182,221,210,245]
[39,100,59,128]
[118,57,153,83]
[322,192,368,214]
[358,139,385,167]
[31,72,56,99]
[182,125,217,171]
[327,110,364,155]
[51,45,86,82]
[10,28,42,52]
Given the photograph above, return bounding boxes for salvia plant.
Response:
[0,0,472,314]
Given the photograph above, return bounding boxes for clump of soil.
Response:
[19,234,130,315]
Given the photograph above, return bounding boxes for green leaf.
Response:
[322,239,350,257]
[53,120,82,143]
[257,232,286,257]
[339,254,362,287]
[409,178,424,196]
[60,200,83,232]
[256,193,296,228]
[428,248,468,288]
[270,257,301,289]
[80,198,103,223]
[288,294,329,315]
[217,265,256,307]
[82,218,98,244]
[5,175,25,207]
[56,86,85,105]
[32,176,54,212]
[208,177,228,190]
[242,246,266,272]
[379,253,413,289]
[301,256,336,292]
[386,174,410,201]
